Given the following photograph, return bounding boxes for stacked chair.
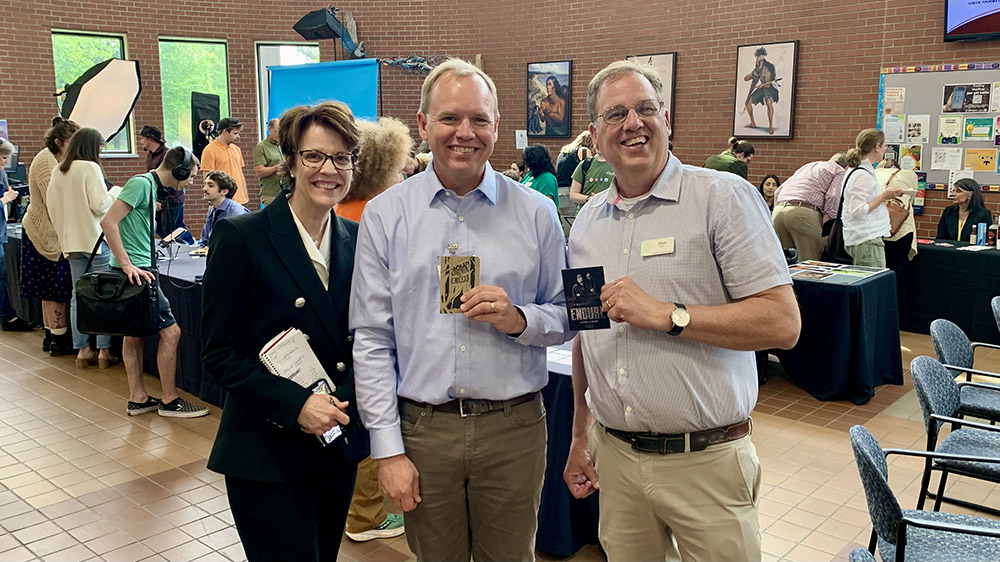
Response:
[929,318,1000,423]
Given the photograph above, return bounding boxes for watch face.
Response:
[672,307,690,327]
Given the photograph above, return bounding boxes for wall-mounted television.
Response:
[946,0,1000,42]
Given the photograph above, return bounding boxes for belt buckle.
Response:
[458,398,482,417]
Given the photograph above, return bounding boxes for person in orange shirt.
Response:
[200,118,249,205]
[334,117,413,222]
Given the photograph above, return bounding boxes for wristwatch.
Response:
[668,303,689,336]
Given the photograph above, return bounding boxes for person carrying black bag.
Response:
[100,146,209,418]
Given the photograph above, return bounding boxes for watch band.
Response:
[668,303,688,336]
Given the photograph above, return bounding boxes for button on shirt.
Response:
[199,198,250,246]
[568,155,791,434]
[773,160,846,221]
[842,160,889,247]
[351,161,573,459]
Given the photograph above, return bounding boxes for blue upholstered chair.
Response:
[848,548,877,562]
[910,356,1000,517]
[850,425,1000,562]
[929,319,1000,423]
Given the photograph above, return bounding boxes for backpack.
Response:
[555,150,581,187]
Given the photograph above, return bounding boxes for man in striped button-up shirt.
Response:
[563,60,801,562]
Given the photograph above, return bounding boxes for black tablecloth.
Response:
[141,245,223,406]
[775,270,903,404]
[901,241,1000,345]
[4,225,43,326]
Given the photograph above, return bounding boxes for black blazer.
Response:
[936,205,993,241]
[202,193,369,483]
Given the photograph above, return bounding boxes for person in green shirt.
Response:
[520,144,559,208]
[569,150,615,210]
[253,118,285,206]
[703,137,755,179]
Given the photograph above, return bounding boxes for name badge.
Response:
[641,237,674,257]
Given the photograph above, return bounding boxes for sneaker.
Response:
[345,513,405,542]
[2,318,33,332]
[158,397,209,418]
[127,397,161,416]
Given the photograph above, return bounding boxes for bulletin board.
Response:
[878,62,1000,193]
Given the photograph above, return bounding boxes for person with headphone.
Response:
[100,146,210,418]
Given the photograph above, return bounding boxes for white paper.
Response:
[906,115,930,144]
[259,327,334,390]
[882,114,905,143]
[992,83,1000,113]
[883,87,905,116]
[515,130,527,150]
[932,147,964,171]
[948,168,974,186]
[939,116,963,144]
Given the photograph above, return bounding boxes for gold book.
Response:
[440,256,480,314]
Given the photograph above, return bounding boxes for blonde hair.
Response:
[343,117,414,203]
[845,128,884,168]
[560,131,592,154]
[587,60,664,122]
[419,58,499,119]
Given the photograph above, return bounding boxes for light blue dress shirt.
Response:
[200,197,249,246]
[350,161,573,459]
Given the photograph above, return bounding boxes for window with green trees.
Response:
[256,43,319,139]
[51,31,131,153]
[159,39,229,150]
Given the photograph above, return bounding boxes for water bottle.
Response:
[978,222,988,245]
[970,224,977,244]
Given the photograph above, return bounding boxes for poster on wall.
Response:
[949,169,974,189]
[906,115,930,144]
[527,61,571,138]
[963,117,994,141]
[626,52,676,138]
[964,148,998,171]
[913,171,926,216]
[732,40,797,139]
[992,83,1000,113]
[942,83,992,113]
[0,120,7,141]
[939,115,963,144]
[932,147,963,170]
[885,144,900,163]
[882,114,905,143]
[995,116,1000,147]
[900,145,922,171]
[883,87,905,116]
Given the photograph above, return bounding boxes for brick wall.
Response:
[2,0,999,238]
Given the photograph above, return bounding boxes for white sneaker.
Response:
[345,513,405,542]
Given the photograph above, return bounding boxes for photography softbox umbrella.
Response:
[59,59,141,142]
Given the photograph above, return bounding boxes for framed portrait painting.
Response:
[527,60,571,137]
[732,40,798,139]
[626,52,676,138]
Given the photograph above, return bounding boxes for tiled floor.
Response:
[0,328,998,562]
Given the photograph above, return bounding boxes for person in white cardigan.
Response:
[46,128,120,369]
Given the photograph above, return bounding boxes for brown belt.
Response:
[778,200,822,213]
[604,418,752,454]
[401,392,537,417]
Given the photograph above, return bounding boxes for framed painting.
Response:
[626,52,676,137]
[732,40,798,139]
[527,60,571,137]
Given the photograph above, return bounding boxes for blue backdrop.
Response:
[268,58,378,121]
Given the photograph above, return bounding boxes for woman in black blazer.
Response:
[201,101,368,562]
[936,178,993,241]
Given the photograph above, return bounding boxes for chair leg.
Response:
[867,528,877,553]
[933,470,950,511]
[895,522,907,562]
[916,459,933,510]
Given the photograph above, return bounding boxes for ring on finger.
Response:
[490,302,495,313]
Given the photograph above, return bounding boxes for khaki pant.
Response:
[846,237,886,268]
[771,204,825,262]
[401,394,547,562]
[345,456,387,533]
[591,424,762,562]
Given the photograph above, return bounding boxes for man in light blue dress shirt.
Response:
[198,171,249,247]
[350,59,572,562]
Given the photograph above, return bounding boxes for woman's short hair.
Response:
[343,117,414,203]
[43,117,80,156]
[206,170,237,199]
[728,137,755,157]
[58,128,104,174]
[522,144,556,176]
[278,101,360,193]
[953,178,986,212]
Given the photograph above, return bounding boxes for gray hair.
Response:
[0,139,13,156]
[419,58,499,119]
[587,60,664,122]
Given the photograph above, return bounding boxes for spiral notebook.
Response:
[259,327,335,391]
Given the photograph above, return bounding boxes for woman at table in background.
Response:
[21,117,79,355]
[201,101,369,562]
[703,137,755,179]
[758,174,779,210]
[841,128,904,268]
[45,128,118,369]
[936,178,992,242]
[875,158,918,310]
[0,139,33,334]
